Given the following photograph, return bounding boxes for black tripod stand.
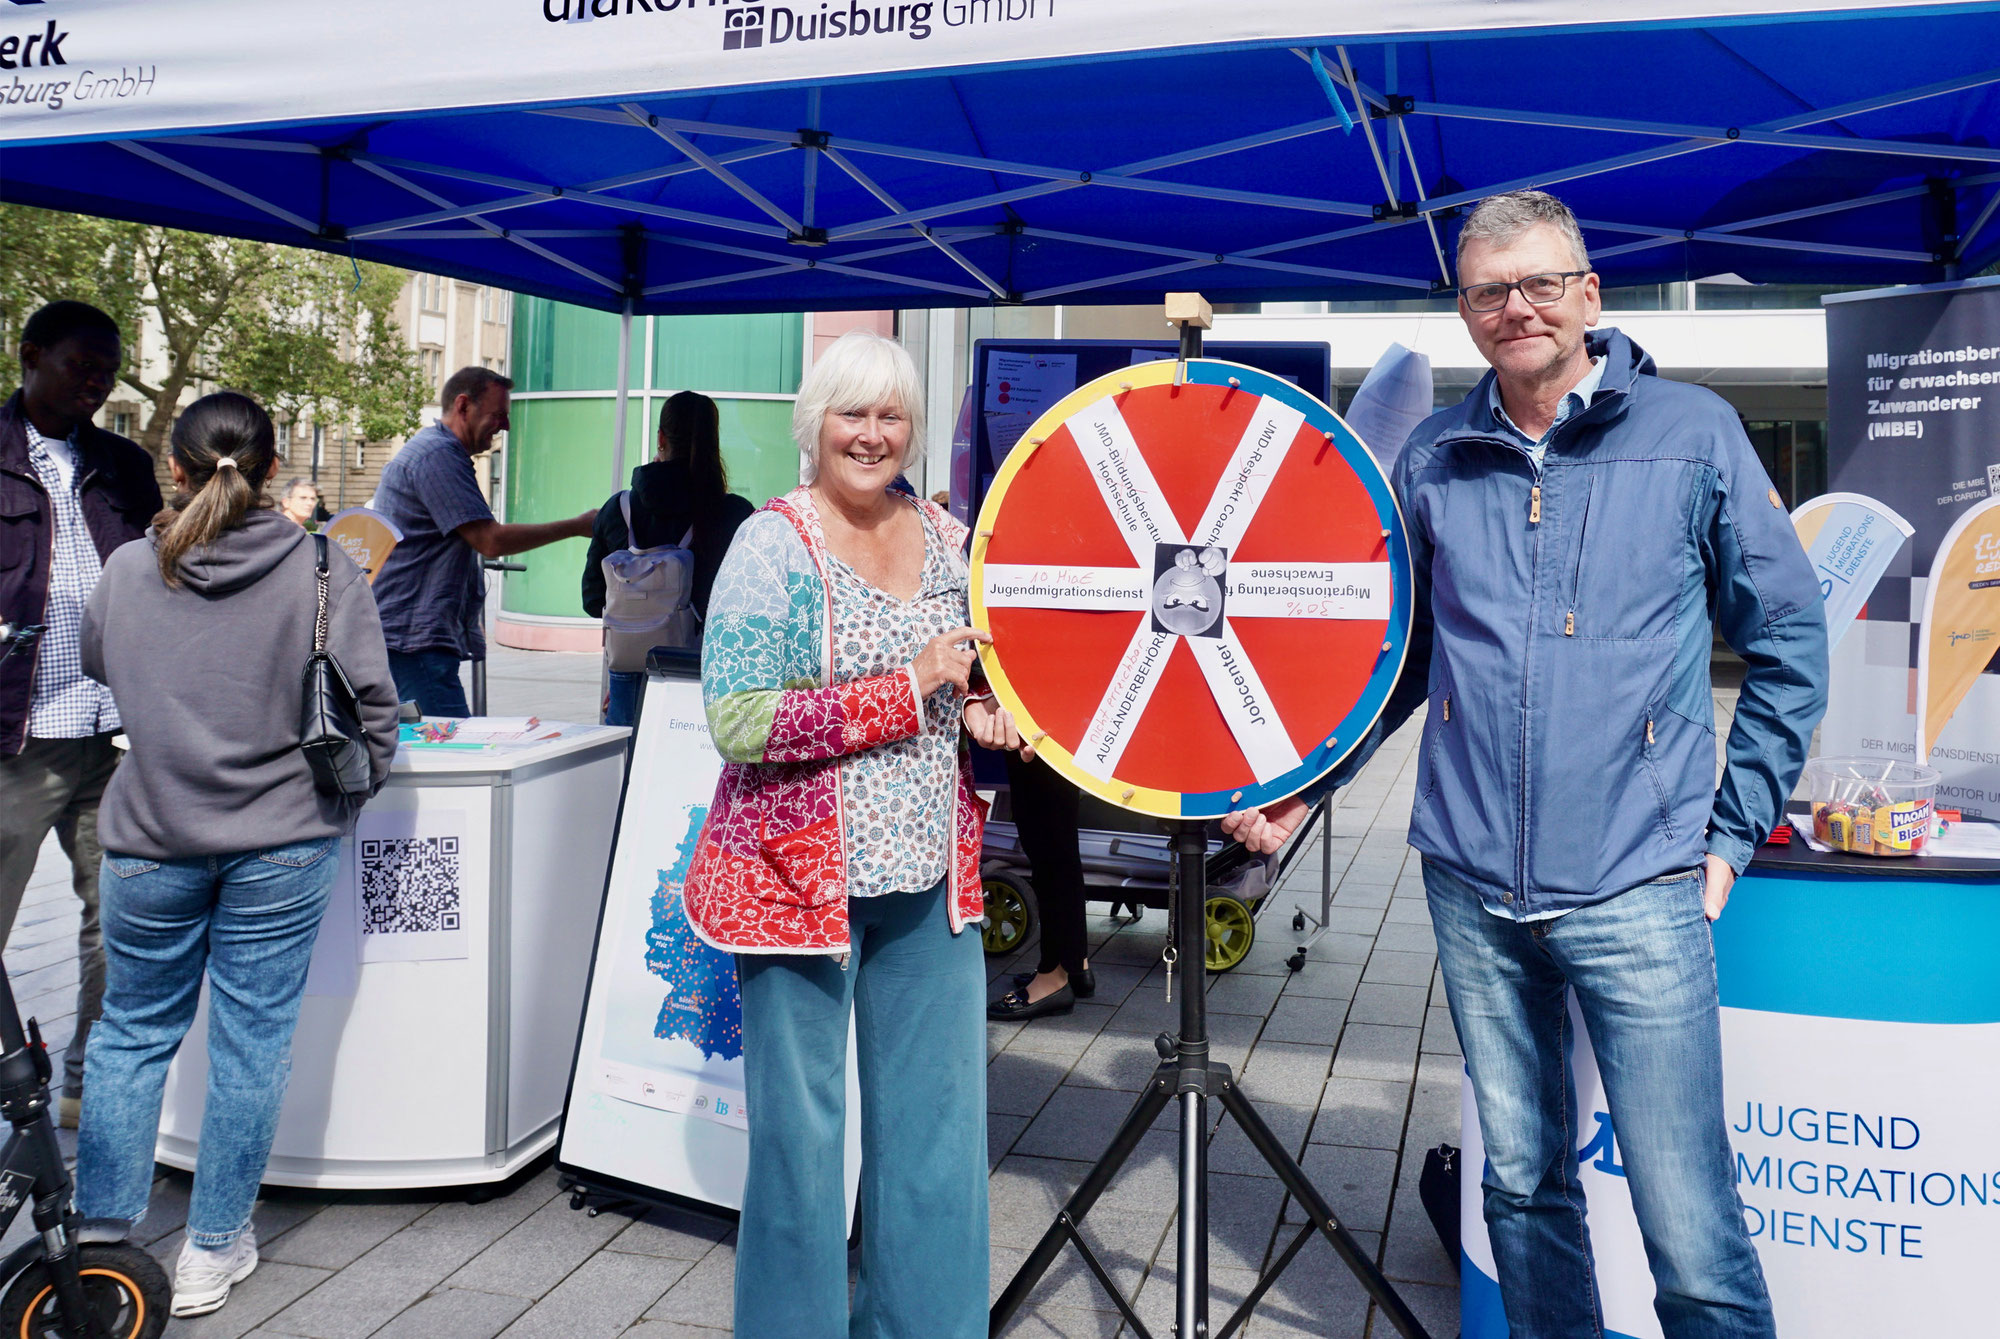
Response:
[988,308,1432,1339]
[988,826,1432,1339]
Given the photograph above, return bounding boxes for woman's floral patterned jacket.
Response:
[683,487,987,954]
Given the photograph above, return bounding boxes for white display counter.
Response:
[156,723,629,1189]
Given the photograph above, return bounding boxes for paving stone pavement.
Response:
[1,646,1748,1336]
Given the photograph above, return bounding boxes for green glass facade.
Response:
[502,299,807,620]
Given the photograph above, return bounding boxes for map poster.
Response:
[557,664,861,1219]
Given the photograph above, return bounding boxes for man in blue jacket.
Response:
[1227,191,1826,1338]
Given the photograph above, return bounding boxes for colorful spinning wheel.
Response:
[971,358,1412,819]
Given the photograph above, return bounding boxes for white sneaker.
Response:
[172,1229,258,1317]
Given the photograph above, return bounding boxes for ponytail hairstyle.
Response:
[660,390,728,503]
[155,391,278,587]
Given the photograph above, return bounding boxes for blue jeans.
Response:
[604,669,643,727]
[387,648,470,718]
[735,879,987,1339]
[1425,858,1774,1339]
[78,837,340,1248]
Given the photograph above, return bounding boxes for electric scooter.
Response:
[0,623,171,1338]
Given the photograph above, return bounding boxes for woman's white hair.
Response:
[791,329,926,485]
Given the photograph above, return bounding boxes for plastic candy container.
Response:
[1805,757,1941,857]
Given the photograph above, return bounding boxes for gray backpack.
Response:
[600,491,699,671]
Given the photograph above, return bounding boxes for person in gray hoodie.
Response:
[74,392,398,1319]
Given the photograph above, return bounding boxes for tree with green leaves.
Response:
[0,205,427,458]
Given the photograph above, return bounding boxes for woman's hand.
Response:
[964,698,1034,760]
[912,627,990,698]
[1220,797,1308,855]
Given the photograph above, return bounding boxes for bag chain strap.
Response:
[313,534,331,655]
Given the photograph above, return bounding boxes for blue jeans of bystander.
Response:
[386,648,470,718]
[1424,857,1774,1339]
[77,837,340,1247]
[603,669,643,727]
[734,878,988,1339]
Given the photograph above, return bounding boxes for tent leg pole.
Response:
[612,300,635,492]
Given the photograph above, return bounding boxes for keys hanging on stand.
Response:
[1162,944,1179,1005]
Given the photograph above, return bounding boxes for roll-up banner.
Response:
[1822,279,2000,819]
[1788,493,1911,651]
[1916,497,2000,765]
[0,1,1951,143]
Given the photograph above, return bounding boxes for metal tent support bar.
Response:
[95,51,2000,313]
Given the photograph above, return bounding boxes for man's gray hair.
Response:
[1455,190,1590,275]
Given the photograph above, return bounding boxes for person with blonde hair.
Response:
[684,329,1028,1337]
[76,391,398,1317]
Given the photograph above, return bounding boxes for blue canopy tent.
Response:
[9,0,1996,480]
[4,1,1999,315]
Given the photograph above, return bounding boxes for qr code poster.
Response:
[354,810,470,963]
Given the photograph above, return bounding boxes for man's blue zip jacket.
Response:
[1324,328,1829,917]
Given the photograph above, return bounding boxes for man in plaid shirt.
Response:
[0,301,162,1125]
[370,366,595,717]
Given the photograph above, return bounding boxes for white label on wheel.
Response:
[1075,625,1175,780]
[1225,562,1392,619]
[1186,627,1301,784]
[1069,399,1186,563]
[1190,398,1305,552]
[981,564,1150,611]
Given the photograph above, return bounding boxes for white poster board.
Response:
[557,665,861,1220]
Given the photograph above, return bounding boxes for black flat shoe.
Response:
[1009,967,1096,999]
[987,984,1076,1021]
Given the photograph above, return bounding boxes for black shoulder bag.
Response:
[300,534,373,797]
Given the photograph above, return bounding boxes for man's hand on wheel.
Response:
[1220,796,1308,855]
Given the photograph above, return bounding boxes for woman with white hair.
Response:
[684,329,1028,1337]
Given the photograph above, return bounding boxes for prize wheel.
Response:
[971,358,1411,820]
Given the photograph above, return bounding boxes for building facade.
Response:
[494,303,891,651]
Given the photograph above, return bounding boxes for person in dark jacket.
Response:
[76,392,398,1319]
[582,390,754,724]
[1226,192,1825,1339]
[0,299,162,1129]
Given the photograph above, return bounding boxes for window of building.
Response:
[111,410,133,438]
[1695,283,1868,311]
[421,348,444,395]
[419,274,445,313]
[311,424,325,472]
[1745,419,1829,510]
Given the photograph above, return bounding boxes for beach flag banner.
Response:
[1916,496,2000,764]
[969,358,1411,819]
[1790,492,1913,650]
[323,508,403,584]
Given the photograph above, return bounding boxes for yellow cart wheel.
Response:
[981,874,1038,957]
[1204,894,1255,972]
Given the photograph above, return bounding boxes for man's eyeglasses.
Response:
[1459,270,1589,313]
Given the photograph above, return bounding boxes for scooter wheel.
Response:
[0,1241,171,1339]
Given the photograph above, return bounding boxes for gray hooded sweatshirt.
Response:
[81,508,400,860]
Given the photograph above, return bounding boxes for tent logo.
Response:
[723,6,763,47]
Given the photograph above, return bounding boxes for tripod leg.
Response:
[1177,1084,1208,1339]
[1215,1077,1434,1339]
[988,1069,1175,1337]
